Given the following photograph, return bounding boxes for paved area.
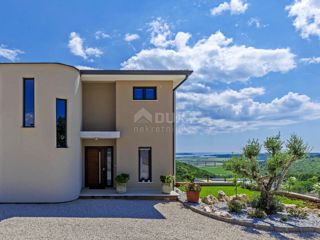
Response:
[0,199,319,240]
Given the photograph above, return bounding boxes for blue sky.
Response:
[1,0,320,152]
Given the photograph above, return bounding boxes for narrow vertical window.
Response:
[56,99,67,148]
[139,147,152,182]
[23,78,35,127]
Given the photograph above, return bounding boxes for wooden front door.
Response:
[85,147,113,189]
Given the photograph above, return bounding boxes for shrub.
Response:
[251,196,284,214]
[160,175,175,184]
[284,176,319,194]
[283,177,297,192]
[313,183,320,198]
[280,215,288,221]
[247,208,267,219]
[287,208,308,219]
[227,199,246,213]
[115,173,130,184]
[185,182,201,192]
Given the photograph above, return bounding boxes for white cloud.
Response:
[75,65,100,70]
[211,0,248,16]
[300,56,320,64]
[148,18,174,48]
[68,32,103,60]
[176,87,320,134]
[286,0,320,39]
[95,31,110,40]
[124,33,140,42]
[0,44,24,61]
[248,17,262,28]
[122,30,296,83]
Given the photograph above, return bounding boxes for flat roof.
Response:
[0,62,192,90]
[80,69,193,76]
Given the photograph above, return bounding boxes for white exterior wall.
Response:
[0,64,82,202]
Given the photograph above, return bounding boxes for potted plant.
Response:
[160,175,175,194]
[185,182,201,203]
[115,173,130,193]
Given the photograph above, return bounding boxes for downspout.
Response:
[172,74,190,187]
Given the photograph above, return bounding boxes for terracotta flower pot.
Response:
[186,191,200,203]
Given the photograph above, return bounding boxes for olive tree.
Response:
[224,134,308,214]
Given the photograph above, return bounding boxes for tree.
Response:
[224,134,308,214]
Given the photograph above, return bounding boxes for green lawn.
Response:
[200,166,233,177]
[181,185,306,207]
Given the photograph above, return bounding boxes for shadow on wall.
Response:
[0,199,167,220]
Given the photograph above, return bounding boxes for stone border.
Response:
[176,182,233,187]
[275,191,320,203]
[179,200,320,233]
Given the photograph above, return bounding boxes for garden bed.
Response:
[177,188,320,233]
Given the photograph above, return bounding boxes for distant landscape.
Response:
[176,152,320,195]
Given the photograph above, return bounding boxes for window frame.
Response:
[23,78,35,128]
[133,87,157,100]
[138,147,152,182]
[56,98,68,148]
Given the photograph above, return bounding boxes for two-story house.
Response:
[0,63,192,202]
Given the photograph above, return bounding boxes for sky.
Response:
[1,0,320,153]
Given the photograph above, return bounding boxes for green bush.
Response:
[247,208,267,219]
[287,208,308,219]
[287,177,318,194]
[115,173,130,184]
[251,196,284,214]
[227,199,246,213]
[280,215,288,221]
[160,175,175,184]
[313,183,320,198]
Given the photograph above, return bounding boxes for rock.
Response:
[217,191,230,202]
[235,194,249,202]
[230,194,249,202]
[215,211,232,218]
[202,205,212,213]
[203,195,218,205]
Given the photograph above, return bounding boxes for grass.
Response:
[200,166,233,177]
[180,185,306,207]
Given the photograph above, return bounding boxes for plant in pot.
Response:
[160,175,175,194]
[185,181,201,203]
[115,173,130,193]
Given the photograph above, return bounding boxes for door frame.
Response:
[85,146,114,188]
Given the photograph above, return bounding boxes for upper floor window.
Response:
[56,99,67,148]
[23,78,35,127]
[133,87,157,100]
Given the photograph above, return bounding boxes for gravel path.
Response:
[0,199,319,240]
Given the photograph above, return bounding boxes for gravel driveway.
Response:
[0,199,318,240]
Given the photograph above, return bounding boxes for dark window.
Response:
[139,147,152,182]
[133,87,157,100]
[56,99,67,148]
[23,78,35,127]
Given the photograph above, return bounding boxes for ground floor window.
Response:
[139,147,152,182]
